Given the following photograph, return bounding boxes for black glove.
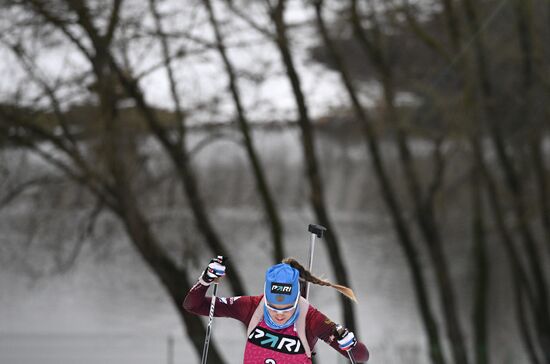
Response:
[199,256,227,286]
[334,324,357,351]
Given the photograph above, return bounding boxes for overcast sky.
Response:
[0,1,380,125]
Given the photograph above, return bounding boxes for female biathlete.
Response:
[184,256,369,363]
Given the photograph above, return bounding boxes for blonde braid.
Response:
[282,258,357,302]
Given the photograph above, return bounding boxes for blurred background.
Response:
[0,0,549,363]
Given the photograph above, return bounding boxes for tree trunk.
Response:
[203,0,285,263]
[94,44,227,361]
[314,2,445,363]
[516,273,544,364]
[513,0,550,359]
[460,2,550,362]
[107,52,247,296]
[513,0,550,253]
[115,187,227,364]
[142,0,246,296]
[351,2,468,363]
[474,133,543,364]
[268,0,357,332]
[471,159,490,364]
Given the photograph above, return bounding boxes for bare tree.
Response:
[349,2,469,363]
[460,1,550,362]
[265,0,357,332]
[201,0,285,263]
[393,0,550,362]
[0,1,238,361]
[311,1,446,363]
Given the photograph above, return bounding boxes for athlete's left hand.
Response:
[334,324,357,351]
[200,256,227,285]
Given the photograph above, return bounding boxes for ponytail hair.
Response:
[282,257,357,303]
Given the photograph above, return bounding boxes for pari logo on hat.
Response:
[265,263,300,306]
[270,283,293,295]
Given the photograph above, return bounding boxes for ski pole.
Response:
[200,256,226,364]
[335,324,357,364]
[306,227,356,364]
[305,224,326,300]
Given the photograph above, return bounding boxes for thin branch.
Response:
[391,0,452,62]
[0,176,59,209]
[0,109,118,209]
[27,0,94,60]
[425,137,446,208]
[1,39,80,149]
[223,0,276,40]
[104,0,124,45]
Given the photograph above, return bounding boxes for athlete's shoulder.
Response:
[218,294,261,306]
[305,301,319,316]
[240,294,262,307]
[305,303,335,328]
[250,294,263,306]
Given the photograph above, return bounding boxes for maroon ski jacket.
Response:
[184,282,369,362]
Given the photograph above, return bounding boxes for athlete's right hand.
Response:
[200,256,227,285]
[334,324,357,352]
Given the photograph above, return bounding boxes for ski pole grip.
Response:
[308,224,327,238]
[334,324,346,337]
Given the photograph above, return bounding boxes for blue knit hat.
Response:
[264,263,300,306]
